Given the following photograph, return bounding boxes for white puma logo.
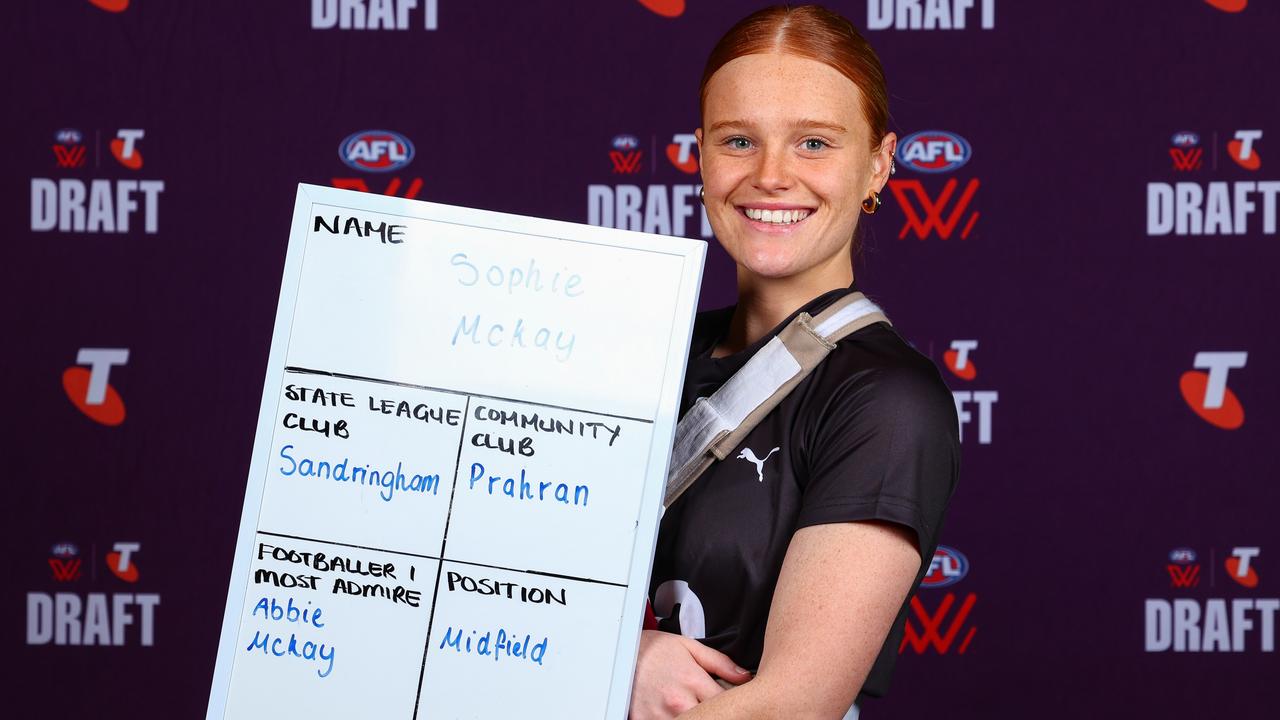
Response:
[736,447,780,482]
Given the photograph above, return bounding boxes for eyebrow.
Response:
[706,118,849,135]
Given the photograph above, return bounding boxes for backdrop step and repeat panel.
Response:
[3,1,1278,717]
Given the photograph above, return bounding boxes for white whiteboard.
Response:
[206,184,705,719]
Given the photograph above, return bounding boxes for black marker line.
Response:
[308,201,688,258]
[413,395,471,720]
[256,531,440,561]
[284,365,652,424]
[437,557,628,589]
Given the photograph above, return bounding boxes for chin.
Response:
[739,254,804,281]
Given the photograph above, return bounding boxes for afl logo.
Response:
[55,129,83,145]
[1171,132,1200,148]
[1168,547,1197,565]
[612,134,640,151]
[898,130,972,173]
[51,542,79,558]
[339,130,415,173]
[922,546,969,588]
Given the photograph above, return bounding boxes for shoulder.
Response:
[808,322,958,436]
[792,322,959,553]
[689,306,734,354]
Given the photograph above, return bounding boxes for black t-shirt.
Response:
[648,285,960,699]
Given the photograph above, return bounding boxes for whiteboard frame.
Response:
[206,184,705,719]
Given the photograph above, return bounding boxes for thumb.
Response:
[682,639,752,684]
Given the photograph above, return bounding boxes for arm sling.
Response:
[664,291,890,507]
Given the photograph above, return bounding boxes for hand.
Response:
[629,630,752,719]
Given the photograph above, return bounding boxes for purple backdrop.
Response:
[4,1,1279,717]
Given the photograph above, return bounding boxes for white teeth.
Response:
[743,207,810,224]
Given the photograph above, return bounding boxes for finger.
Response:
[682,640,752,684]
[688,669,725,703]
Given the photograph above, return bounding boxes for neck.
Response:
[714,263,854,357]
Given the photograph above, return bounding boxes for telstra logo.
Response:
[637,0,685,17]
[63,348,129,426]
[88,0,130,12]
[1179,351,1246,429]
[1227,130,1262,171]
[1204,0,1247,12]
[943,339,978,380]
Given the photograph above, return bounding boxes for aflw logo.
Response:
[332,130,422,199]
[1168,564,1201,588]
[888,130,979,240]
[610,135,643,174]
[901,593,977,654]
[1169,131,1202,172]
[1179,351,1246,430]
[49,543,82,583]
[53,129,86,168]
[902,546,977,655]
[1167,547,1200,588]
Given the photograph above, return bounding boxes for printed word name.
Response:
[313,214,406,244]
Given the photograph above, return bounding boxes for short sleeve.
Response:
[794,360,960,560]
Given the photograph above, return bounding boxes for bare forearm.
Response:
[678,676,839,720]
[676,679,772,719]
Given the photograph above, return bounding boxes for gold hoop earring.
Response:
[861,191,882,215]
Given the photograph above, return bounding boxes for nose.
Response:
[750,144,792,193]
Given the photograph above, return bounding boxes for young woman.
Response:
[631,6,960,719]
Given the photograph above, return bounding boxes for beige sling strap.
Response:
[663,292,890,508]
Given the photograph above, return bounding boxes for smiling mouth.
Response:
[740,207,812,225]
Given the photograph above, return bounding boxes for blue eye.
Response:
[727,137,752,150]
[803,138,829,151]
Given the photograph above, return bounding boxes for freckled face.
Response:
[698,53,882,285]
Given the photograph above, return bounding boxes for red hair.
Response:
[699,5,889,148]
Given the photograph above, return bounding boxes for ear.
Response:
[869,132,898,193]
[695,128,705,189]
